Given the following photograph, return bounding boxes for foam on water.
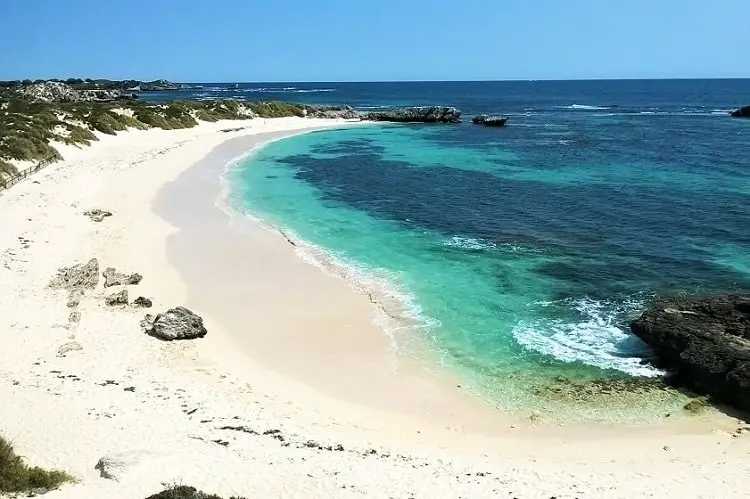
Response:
[512,297,663,377]
[566,104,611,110]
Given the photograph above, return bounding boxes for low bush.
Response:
[146,485,247,499]
[0,436,73,493]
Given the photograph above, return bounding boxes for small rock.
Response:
[124,386,135,392]
[83,209,113,222]
[49,258,99,290]
[663,445,671,451]
[142,306,207,341]
[105,289,128,306]
[67,289,83,308]
[57,341,83,356]
[69,310,81,323]
[132,296,153,308]
[103,267,142,287]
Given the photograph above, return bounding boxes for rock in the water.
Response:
[472,114,508,127]
[103,267,143,287]
[49,258,99,290]
[630,294,750,412]
[58,341,83,356]
[83,208,113,222]
[142,306,207,341]
[67,289,83,308]
[361,106,462,123]
[133,296,153,308]
[105,289,129,306]
[731,106,750,118]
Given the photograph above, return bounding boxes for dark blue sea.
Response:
[147,80,750,420]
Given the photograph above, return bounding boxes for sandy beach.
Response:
[1,117,749,499]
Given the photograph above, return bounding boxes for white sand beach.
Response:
[1,117,749,499]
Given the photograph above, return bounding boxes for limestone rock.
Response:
[49,258,99,290]
[103,267,143,287]
[472,115,508,127]
[69,310,81,323]
[731,106,750,118]
[361,106,462,124]
[58,341,83,356]
[304,104,360,120]
[142,306,207,341]
[105,289,129,306]
[630,294,750,413]
[133,296,153,308]
[83,208,113,222]
[67,289,83,308]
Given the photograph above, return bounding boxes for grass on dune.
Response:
[0,87,307,177]
[0,436,73,493]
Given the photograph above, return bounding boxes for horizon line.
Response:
[4,76,750,84]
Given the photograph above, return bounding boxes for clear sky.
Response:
[2,0,749,82]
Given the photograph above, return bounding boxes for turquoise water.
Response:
[222,81,750,422]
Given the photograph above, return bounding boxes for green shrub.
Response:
[0,436,73,493]
[66,123,98,145]
[145,485,247,499]
[0,159,17,177]
[248,100,304,118]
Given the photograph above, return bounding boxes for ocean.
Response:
[147,80,750,421]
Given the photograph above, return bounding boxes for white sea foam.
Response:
[512,297,664,377]
[442,236,496,251]
[566,104,611,111]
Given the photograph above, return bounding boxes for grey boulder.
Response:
[49,258,99,290]
[103,267,143,287]
[142,306,207,341]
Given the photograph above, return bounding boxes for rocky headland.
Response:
[731,106,750,118]
[305,104,462,123]
[630,294,750,413]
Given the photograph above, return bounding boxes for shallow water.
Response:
[218,80,750,421]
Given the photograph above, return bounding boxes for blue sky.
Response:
[2,0,749,82]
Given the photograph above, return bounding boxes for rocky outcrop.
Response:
[17,82,133,103]
[731,106,750,118]
[472,115,508,127]
[103,267,143,287]
[83,208,113,222]
[142,306,207,341]
[361,106,462,123]
[105,289,129,306]
[304,105,360,120]
[49,258,99,290]
[630,294,750,412]
[133,296,153,308]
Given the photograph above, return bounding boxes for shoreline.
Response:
[0,118,748,498]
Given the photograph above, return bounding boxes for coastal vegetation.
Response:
[0,83,307,178]
[0,436,73,493]
[146,485,247,499]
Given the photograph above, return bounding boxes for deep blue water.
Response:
[158,80,750,420]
